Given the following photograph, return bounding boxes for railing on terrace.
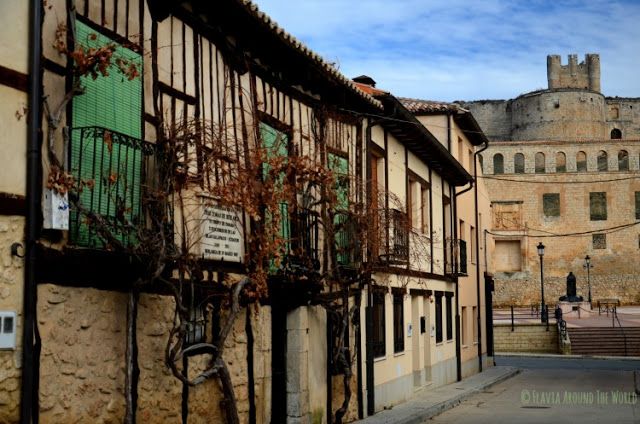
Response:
[69,126,157,249]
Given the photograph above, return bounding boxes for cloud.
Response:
[254,0,640,101]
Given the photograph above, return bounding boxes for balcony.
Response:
[378,209,409,264]
[69,126,156,249]
[445,238,468,277]
[334,211,360,269]
[275,204,320,273]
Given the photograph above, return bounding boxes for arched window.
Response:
[618,150,629,171]
[611,128,622,139]
[514,153,525,174]
[577,151,587,172]
[478,154,484,172]
[493,153,504,174]
[597,150,608,171]
[556,152,566,173]
[535,152,545,173]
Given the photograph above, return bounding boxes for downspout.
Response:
[474,140,489,373]
[452,188,461,382]
[21,0,43,423]
[449,113,463,382]
[364,118,379,417]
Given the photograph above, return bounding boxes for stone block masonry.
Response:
[494,324,558,353]
[37,285,272,423]
[0,216,25,424]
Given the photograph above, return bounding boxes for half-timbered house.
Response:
[0,1,493,423]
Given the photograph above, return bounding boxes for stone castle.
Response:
[459,54,640,307]
[461,53,640,143]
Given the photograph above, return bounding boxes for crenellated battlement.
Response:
[547,53,600,92]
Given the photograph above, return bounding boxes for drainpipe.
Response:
[21,1,43,423]
[450,114,464,382]
[473,140,489,372]
[364,118,379,417]
[452,186,461,382]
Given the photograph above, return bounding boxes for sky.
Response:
[253,0,640,102]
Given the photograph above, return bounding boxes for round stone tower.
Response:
[586,53,601,93]
[510,53,607,141]
[511,89,606,141]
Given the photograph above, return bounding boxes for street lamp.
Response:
[537,242,547,323]
[584,255,593,308]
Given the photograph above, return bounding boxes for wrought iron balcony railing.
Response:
[272,204,320,273]
[69,126,156,249]
[445,238,468,277]
[334,211,360,268]
[378,208,409,264]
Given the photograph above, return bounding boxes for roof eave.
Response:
[378,95,473,186]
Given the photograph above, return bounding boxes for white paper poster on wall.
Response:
[43,189,69,230]
[198,195,244,263]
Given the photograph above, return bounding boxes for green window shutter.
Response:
[328,153,349,210]
[70,21,143,248]
[328,153,351,266]
[259,122,290,269]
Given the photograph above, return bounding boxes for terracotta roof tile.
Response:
[398,97,467,114]
[353,82,388,97]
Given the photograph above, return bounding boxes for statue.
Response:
[559,271,583,302]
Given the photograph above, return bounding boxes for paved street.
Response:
[426,356,640,423]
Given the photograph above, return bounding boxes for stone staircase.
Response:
[568,327,640,356]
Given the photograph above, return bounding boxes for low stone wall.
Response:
[37,284,272,423]
[492,275,640,307]
[494,323,558,353]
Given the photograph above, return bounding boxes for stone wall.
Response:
[510,90,606,141]
[37,284,271,423]
[494,324,558,353]
[0,216,24,424]
[492,275,640,307]
[459,100,512,141]
[479,140,640,308]
[480,139,640,175]
[606,98,640,139]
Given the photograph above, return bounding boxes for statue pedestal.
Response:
[556,301,592,318]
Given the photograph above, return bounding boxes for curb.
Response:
[496,352,640,361]
[359,367,521,424]
[402,367,521,424]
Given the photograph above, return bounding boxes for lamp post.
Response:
[537,242,547,323]
[584,255,593,308]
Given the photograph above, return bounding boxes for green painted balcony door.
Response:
[70,21,143,248]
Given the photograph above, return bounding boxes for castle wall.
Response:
[606,98,640,139]
[463,54,640,143]
[480,140,640,306]
[460,100,512,141]
[511,90,607,141]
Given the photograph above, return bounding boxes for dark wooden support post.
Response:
[125,289,140,424]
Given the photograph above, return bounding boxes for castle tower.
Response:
[546,53,600,92]
[547,55,561,89]
[586,53,601,92]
